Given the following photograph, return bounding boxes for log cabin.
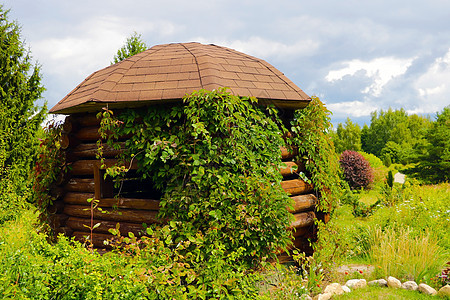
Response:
[48,42,326,254]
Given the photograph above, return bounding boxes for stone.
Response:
[324,283,344,295]
[345,279,367,289]
[418,283,437,295]
[342,286,351,293]
[368,279,388,287]
[438,285,450,297]
[314,293,332,300]
[387,276,401,289]
[394,172,406,184]
[401,281,418,291]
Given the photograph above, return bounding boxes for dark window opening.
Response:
[99,169,163,200]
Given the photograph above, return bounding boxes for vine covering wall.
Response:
[98,90,340,264]
[289,96,342,213]
[99,89,294,267]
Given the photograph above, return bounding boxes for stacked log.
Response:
[279,146,318,254]
[49,113,161,248]
[50,112,323,253]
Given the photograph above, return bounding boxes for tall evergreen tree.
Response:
[0,5,46,184]
[112,32,147,64]
[414,106,450,183]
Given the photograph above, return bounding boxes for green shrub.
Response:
[0,151,29,224]
[358,151,384,169]
[359,151,387,187]
[340,184,379,217]
[0,210,264,299]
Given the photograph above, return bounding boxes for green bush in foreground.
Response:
[0,210,265,299]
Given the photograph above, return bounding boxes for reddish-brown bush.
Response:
[339,150,374,189]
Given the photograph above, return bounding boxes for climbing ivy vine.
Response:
[95,90,341,296]
[289,96,342,212]
[99,89,293,268]
[31,121,69,227]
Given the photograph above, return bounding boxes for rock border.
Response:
[304,277,449,299]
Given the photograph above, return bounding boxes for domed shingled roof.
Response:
[50,42,310,114]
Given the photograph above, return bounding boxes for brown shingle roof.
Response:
[50,42,310,114]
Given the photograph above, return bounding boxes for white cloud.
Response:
[326,57,414,96]
[29,15,182,108]
[413,48,450,113]
[193,36,319,60]
[33,16,132,77]
[33,16,182,77]
[326,100,378,118]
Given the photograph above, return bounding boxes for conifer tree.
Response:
[0,5,46,185]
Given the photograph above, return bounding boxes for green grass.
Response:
[356,188,380,205]
[324,182,450,287]
[368,226,447,283]
[334,286,437,300]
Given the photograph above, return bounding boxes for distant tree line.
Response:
[331,107,449,183]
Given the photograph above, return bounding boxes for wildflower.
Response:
[359,270,363,274]
[345,271,348,275]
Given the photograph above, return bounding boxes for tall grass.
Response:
[368,226,448,283]
[370,183,450,250]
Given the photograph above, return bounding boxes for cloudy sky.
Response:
[3,0,450,126]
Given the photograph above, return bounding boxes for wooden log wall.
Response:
[48,113,162,248]
[279,145,318,254]
[49,112,322,252]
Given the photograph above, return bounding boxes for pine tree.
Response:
[415,106,450,183]
[0,5,46,186]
